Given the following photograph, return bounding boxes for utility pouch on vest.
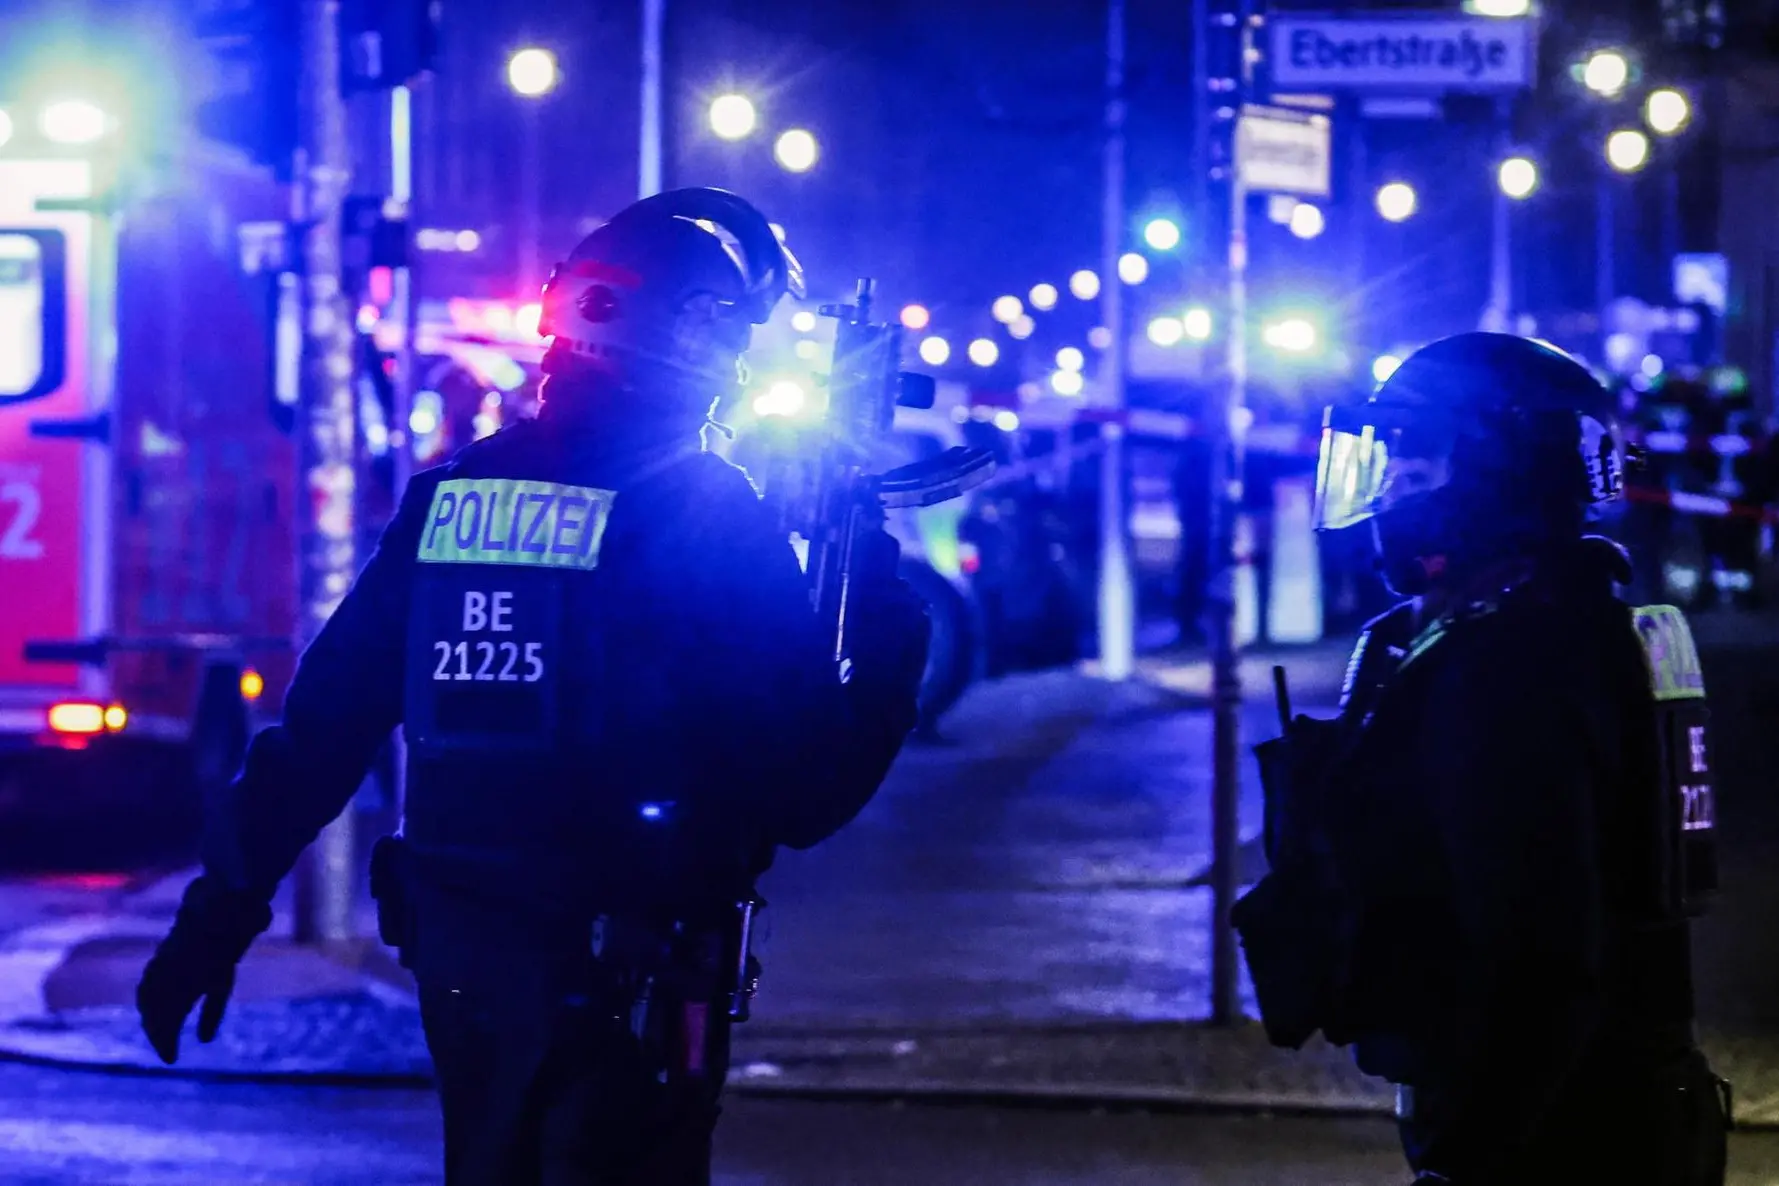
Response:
[368,835,413,955]
[1232,871,1340,1049]
[1633,605,1719,919]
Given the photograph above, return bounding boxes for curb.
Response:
[2,917,1776,1132]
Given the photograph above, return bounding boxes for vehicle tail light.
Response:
[240,668,265,701]
[48,702,105,734]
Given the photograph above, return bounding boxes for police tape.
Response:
[1055,409,1770,461]
[1625,484,1779,525]
[1634,430,1763,458]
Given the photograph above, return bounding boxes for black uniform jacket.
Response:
[1328,538,1694,1169]
[201,415,916,913]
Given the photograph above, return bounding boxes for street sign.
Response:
[1269,15,1535,92]
[1235,105,1332,197]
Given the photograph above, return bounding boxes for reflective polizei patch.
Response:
[1633,604,1706,702]
[418,478,615,568]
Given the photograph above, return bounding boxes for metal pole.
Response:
[390,85,416,494]
[640,0,665,198]
[388,84,415,821]
[1206,8,1251,1030]
[1188,0,1210,265]
[1097,0,1135,682]
[1597,174,1615,359]
[292,0,358,945]
[1485,98,1512,332]
[520,104,542,298]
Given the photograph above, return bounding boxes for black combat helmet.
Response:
[537,187,805,421]
[1313,332,1626,594]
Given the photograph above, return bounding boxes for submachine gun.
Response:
[763,277,996,668]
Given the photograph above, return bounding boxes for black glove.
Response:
[136,876,271,1064]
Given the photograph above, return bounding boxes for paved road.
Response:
[0,1060,1774,1184]
[756,663,1336,1028]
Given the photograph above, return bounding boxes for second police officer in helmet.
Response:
[134,189,931,1184]
[1235,333,1730,1185]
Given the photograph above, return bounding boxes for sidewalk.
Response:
[4,633,1779,1124]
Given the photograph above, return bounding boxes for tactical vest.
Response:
[398,436,767,916]
[1630,604,1718,922]
[403,470,616,849]
[1341,597,1718,927]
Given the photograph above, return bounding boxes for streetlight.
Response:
[968,338,1000,367]
[900,303,930,330]
[791,310,816,333]
[991,295,1023,324]
[1606,128,1650,173]
[1056,346,1085,371]
[1465,0,1529,14]
[774,128,818,172]
[1375,182,1418,222]
[1288,203,1325,239]
[1498,156,1539,199]
[918,336,951,365]
[708,93,757,140]
[1143,218,1182,251]
[1582,50,1630,97]
[1009,315,1035,340]
[1645,88,1690,135]
[1117,252,1148,285]
[1183,307,1213,341]
[39,99,107,144]
[506,48,559,97]
[1070,269,1101,300]
[1051,369,1085,396]
[1029,282,1059,311]
[1147,316,1184,346]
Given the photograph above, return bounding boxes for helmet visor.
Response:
[1313,404,1453,531]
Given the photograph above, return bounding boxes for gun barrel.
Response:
[1272,665,1293,735]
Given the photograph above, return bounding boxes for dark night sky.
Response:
[0,0,1761,365]
[395,0,1740,363]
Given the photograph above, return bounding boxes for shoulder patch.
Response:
[417,478,615,569]
[1632,604,1706,702]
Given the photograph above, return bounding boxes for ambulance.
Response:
[0,88,295,814]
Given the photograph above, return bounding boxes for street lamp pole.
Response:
[507,48,559,295]
[1485,97,1513,331]
[1097,0,1135,682]
[640,0,665,198]
[520,106,541,296]
[1596,173,1615,359]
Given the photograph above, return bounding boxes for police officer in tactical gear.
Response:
[135,188,931,1185]
[1236,333,1730,1185]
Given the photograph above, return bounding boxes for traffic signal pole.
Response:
[1203,0,1253,1029]
[291,0,359,945]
